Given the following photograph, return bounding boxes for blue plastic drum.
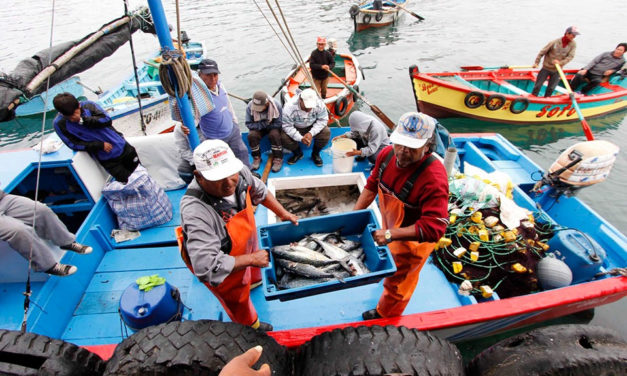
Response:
[119,281,183,331]
[547,229,607,284]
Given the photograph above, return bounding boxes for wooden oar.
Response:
[555,63,594,141]
[227,92,251,104]
[325,68,396,129]
[461,65,534,71]
[389,1,425,21]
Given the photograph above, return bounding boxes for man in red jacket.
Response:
[355,112,449,319]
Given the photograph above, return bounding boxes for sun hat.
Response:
[390,112,436,149]
[251,91,269,112]
[198,58,221,74]
[299,88,318,109]
[193,140,243,181]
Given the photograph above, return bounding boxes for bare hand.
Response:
[219,346,271,376]
[372,229,387,245]
[532,64,538,68]
[603,69,614,77]
[322,65,329,70]
[181,125,190,135]
[281,212,299,225]
[578,69,587,75]
[346,149,361,157]
[103,142,113,152]
[552,59,560,65]
[248,250,269,268]
[302,133,313,147]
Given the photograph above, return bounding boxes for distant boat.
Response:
[349,0,407,32]
[279,52,363,125]
[409,65,627,124]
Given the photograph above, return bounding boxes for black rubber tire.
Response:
[349,5,360,19]
[509,97,529,114]
[485,94,506,111]
[295,325,464,376]
[466,324,627,376]
[375,11,384,21]
[0,329,105,376]
[103,320,290,376]
[363,14,372,24]
[334,96,349,117]
[464,91,485,109]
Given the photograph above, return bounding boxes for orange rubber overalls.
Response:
[179,187,261,327]
[375,155,437,318]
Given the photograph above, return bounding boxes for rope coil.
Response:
[158,49,192,97]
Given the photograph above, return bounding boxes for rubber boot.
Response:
[312,147,323,167]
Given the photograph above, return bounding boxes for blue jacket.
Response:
[53,101,127,161]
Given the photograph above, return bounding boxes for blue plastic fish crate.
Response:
[258,209,396,301]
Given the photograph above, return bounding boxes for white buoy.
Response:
[537,254,573,290]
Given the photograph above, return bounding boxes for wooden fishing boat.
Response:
[1,125,625,362]
[349,0,407,32]
[279,52,362,125]
[409,65,627,124]
[96,40,205,137]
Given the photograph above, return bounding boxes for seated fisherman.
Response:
[245,90,284,173]
[180,140,298,331]
[0,188,92,277]
[52,93,140,184]
[333,111,391,164]
[569,43,626,94]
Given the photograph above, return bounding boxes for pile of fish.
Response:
[275,186,360,219]
[270,230,370,290]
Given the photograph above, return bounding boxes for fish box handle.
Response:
[258,228,271,249]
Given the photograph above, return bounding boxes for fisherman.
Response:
[196,58,251,169]
[179,140,298,331]
[355,112,449,320]
[281,88,331,167]
[245,90,284,173]
[309,36,335,99]
[531,26,579,97]
[0,188,92,277]
[333,111,391,164]
[569,43,627,94]
[52,92,140,184]
[327,38,338,59]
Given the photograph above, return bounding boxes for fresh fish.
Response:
[278,274,333,290]
[349,247,365,260]
[346,257,369,276]
[276,259,339,279]
[271,244,337,266]
[309,237,361,276]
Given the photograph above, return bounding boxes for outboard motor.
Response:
[533,140,619,197]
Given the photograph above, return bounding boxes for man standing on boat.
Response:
[179,140,298,332]
[196,59,251,169]
[52,93,140,184]
[281,88,331,167]
[531,26,579,97]
[245,90,284,173]
[569,42,627,94]
[354,112,449,320]
[0,188,92,277]
[309,36,335,99]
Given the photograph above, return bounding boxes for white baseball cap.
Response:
[390,112,436,149]
[300,88,318,109]
[193,140,243,181]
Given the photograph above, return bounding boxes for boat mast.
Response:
[146,0,200,149]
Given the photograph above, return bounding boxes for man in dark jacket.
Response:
[309,36,335,99]
[569,43,626,94]
[53,93,140,184]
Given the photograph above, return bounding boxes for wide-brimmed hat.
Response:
[193,140,243,181]
[251,91,269,112]
[390,112,436,149]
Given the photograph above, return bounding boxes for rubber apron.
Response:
[375,185,436,317]
[182,187,260,326]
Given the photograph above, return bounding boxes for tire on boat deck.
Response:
[0,329,105,376]
[466,324,627,376]
[103,320,290,376]
[295,325,464,376]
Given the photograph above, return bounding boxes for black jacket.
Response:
[309,49,336,80]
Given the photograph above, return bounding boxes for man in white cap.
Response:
[354,112,449,320]
[309,36,335,99]
[281,88,331,167]
[179,140,298,331]
[531,26,579,97]
[245,90,284,173]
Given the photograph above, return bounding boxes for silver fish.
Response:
[276,259,338,279]
[309,237,362,276]
[271,244,336,266]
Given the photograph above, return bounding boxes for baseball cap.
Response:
[317,36,327,44]
[250,91,269,112]
[390,112,436,149]
[193,140,243,181]
[565,26,580,36]
[198,59,220,74]
[299,88,318,109]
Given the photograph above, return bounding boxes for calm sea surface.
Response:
[1,0,625,339]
